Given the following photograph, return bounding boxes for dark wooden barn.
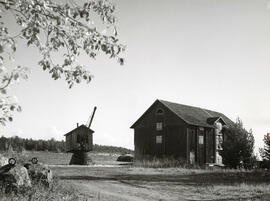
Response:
[130,99,234,165]
[64,124,94,152]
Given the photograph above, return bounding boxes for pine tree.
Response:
[261,134,270,161]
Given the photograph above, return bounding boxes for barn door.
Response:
[197,128,205,165]
[188,128,196,164]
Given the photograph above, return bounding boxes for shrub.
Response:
[219,118,255,169]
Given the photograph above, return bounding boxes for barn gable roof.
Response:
[131,99,234,128]
[206,117,226,125]
[64,125,94,136]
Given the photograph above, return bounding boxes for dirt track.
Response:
[51,166,270,201]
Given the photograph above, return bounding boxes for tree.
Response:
[219,118,255,169]
[260,133,270,162]
[0,0,125,125]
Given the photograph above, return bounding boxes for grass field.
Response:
[2,151,270,201]
[4,150,119,165]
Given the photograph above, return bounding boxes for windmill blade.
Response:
[86,106,97,128]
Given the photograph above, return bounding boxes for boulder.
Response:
[27,163,53,185]
[117,154,134,162]
[8,165,32,187]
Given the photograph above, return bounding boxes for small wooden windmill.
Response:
[64,107,97,165]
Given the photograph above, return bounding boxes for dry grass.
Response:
[134,157,200,168]
[0,177,88,201]
[187,183,270,200]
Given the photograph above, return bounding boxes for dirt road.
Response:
[50,166,270,201]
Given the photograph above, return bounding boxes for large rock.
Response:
[8,165,32,187]
[116,154,134,162]
[27,163,53,185]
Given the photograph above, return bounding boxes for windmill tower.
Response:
[64,107,97,165]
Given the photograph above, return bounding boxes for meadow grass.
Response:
[0,177,88,201]
[134,156,199,168]
[3,151,119,165]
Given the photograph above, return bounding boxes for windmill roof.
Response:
[64,125,94,136]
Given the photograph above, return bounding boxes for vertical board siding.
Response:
[65,126,93,152]
[134,101,188,160]
[206,128,214,163]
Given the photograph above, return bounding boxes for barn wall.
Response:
[88,133,93,151]
[205,128,215,163]
[165,125,187,159]
[65,135,72,152]
[134,101,188,159]
[187,126,215,164]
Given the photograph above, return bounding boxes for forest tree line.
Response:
[0,136,133,154]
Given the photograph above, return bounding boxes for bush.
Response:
[219,118,255,169]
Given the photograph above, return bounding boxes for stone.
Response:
[9,165,32,187]
[27,163,53,185]
[116,154,134,162]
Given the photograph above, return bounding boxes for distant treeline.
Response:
[0,136,133,154]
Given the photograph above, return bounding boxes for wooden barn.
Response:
[130,99,234,165]
[64,124,94,152]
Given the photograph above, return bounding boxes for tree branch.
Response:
[0,73,13,90]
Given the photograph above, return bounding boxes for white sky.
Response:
[1,0,270,153]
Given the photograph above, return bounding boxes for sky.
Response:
[1,0,270,153]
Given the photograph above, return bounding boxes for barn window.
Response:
[199,127,204,131]
[77,135,81,143]
[199,135,204,144]
[156,108,164,115]
[156,122,163,131]
[156,135,162,144]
